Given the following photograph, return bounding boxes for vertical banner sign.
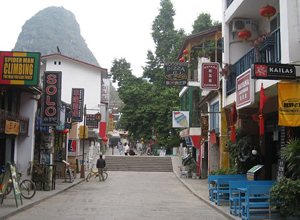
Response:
[200,62,220,90]
[278,82,300,126]
[101,78,110,104]
[41,71,62,126]
[200,116,209,145]
[56,104,66,130]
[54,131,65,162]
[99,122,107,137]
[236,69,254,109]
[108,114,114,131]
[164,62,188,86]
[0,51,40,85]
[71,88,84,122]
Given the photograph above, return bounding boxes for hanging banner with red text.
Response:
[278,82,300,126]
[71,88,84,122]
[41,71,62,126]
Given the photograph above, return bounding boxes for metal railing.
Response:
[226,28,281,96]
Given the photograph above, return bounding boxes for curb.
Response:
[173,171,236,220]
[0,179,85,220]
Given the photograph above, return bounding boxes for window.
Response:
[210,101,219,134]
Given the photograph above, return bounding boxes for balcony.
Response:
[0,109,29,136]
[226,27,281,95]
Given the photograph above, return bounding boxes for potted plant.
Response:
[32,162,52,191]
[269,177,300,219]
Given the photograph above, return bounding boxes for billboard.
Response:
[41,71,62,126]
[0,51,40,86]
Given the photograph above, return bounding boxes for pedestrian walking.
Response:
[96,155,106,181]
[118,142,123,155]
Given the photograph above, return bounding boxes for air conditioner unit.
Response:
[232,19,252,32]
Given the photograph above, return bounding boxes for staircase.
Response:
[105,156,173,172]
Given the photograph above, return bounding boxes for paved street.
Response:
[6,171,228,220]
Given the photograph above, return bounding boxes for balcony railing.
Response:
[0,109,29,136]
[226,27,281,95]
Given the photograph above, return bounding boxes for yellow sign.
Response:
[5,120,19,135]
[278,82,300,126]
[79,126,88,139]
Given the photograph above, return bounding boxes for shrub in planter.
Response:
[269,177,300,218]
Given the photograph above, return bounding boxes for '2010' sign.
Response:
[42,71,62,126]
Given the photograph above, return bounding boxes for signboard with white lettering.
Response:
[236,69,255,109]
[200,62,220,90]
[251,63,296,80]
[164,62,188,86]
[71,88,84,122]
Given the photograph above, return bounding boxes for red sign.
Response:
[236,69,254,109]
[41,71,62,126]
[201,62,220,90]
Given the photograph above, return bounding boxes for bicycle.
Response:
[1,171,36,199]
[86,164,108,182]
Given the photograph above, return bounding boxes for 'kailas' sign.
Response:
[251,63,296,80]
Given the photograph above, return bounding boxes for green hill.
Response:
[13,6,100,66]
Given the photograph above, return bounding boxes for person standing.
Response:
[118,142,123,155]
[96,155,106,182]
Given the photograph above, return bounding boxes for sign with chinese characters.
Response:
[164,62,188,86]
[5,120,19,135]
[108,114,114,131]
[236,69,254,109]
[86,114,98,128]
[200,116,209,145]
[101,78,110,103]
[41,71,62,126]
[200,62,220,90]
[251,63,296,80]
[71,88,84,122]
[0,51,40,85]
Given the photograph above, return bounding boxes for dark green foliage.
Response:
[269,177,300,216]
[228,128,254,173]
[192,13,221,34]
[13,6,99,66]
[209,167,240,175]
[280,138,300,179]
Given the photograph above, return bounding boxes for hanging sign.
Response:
[172,111,189,128]
[278,82,300,126]
[0,51,40,85]
[200,62,220,90]
[164,62,188,86]
[236,69,255,109]
[5,120,19,135]
[71,88,84,122]
[86,114,98,128]
[41,71,62,126]
[251,63,296,80]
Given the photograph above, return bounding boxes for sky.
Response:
[0,0,222,77]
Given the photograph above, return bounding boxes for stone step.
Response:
[105,156,173,172]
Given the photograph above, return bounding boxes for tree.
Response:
[192,12,221,34]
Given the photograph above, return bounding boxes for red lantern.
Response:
[102,136,108,142]
[179,57,185,62]
[62,129,69,135]
[238,29,252,43]
[260,5,276,22]
[183,49,188,55]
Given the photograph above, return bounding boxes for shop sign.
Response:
[185,136,194,146]
[86,114,98,128]
[236,69,254,109]
[41,71,62,126]
[71,88,84,122]
[108,114,114,131]
[0,51,40,85]
[164,62,188,86]
[5,120,19,135]
[200,116,209,145]
[200,62,220,90]
[172,111,189,128]
[251,63,296,80]
[101,78,110,103]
